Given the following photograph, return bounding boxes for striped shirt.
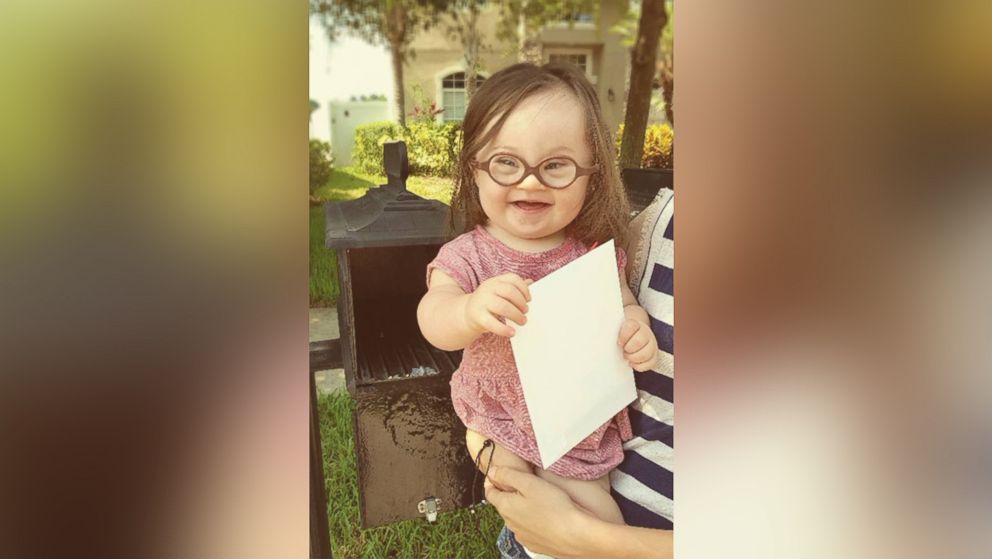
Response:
[610,188,674,530]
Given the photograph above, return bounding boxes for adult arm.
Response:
[484,466,673,559]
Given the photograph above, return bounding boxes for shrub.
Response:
[352,120,462,177]
[309,139,333,193]
[407,84,445,124]
[405,121,462,177]
[352,121,404,175]
[642,123,674,168]
[615,123,674,169]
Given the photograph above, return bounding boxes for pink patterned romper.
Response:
[425,225,633,480]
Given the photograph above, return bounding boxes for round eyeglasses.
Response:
[472,153,597,189]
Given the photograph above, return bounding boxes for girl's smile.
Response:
[509,199,552,213]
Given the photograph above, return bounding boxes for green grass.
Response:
[318,391,503,558]
[315,166,455,205]
[310,167,455,307]
[310,206,339,306]
[315,167,380,202]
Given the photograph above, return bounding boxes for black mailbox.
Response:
[324,141,480,528]
[622,167,672,213]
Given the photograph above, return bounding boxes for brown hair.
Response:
[448,62,629,247]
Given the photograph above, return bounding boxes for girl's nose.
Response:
[515,171,546,191]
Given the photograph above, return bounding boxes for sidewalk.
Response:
[310,306,345,393]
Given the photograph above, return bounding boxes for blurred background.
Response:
[0,1,990,558]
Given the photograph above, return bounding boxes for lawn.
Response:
[318,391,503,558]
[310,167,455,307]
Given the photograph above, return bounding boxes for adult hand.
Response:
[483,466,591,558]
[617,318,658,371]
[463,273,532,338]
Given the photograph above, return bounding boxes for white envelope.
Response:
[509,240,637,469]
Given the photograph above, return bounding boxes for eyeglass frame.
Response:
[471,152,598,189]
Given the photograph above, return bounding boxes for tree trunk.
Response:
[661,51,674,126]
[619,0,667,170]
[384,2,409,127]
[465,44,479,101]
[390,42,406,127]
[517,2,542,64]
[464,8,481,102]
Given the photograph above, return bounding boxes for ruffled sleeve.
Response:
[425,233,480,294]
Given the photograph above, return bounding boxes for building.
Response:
[404,1,631,132]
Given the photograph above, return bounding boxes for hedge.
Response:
[353,120,462,177]
[352,121,405,176]
[615,123,674,169]
[355,120,674,175]
[309,139,333,192]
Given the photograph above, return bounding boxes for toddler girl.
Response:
[417,63,659,529]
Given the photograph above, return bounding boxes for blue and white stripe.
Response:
[611,188,674,530]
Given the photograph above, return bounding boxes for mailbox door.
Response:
[352,373,481,528]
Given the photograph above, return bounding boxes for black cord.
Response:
[470,438,496,513]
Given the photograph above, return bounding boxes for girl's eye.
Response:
[542,159,572,171]
[494,157,519,168]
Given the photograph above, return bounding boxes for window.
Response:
[546,48,595,83]
[556,11,594,24]
[440,72,485,122]
[548,53,589,74]
[544,46,597,84]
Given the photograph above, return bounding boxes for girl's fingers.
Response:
[627,341,658,366]
[496,273,531,302]
[482,313,515,337]
[508,276,532,303]
[491,299,527,327]
[623,333,651,355]
[493,283,529,314]
[617,319,640,346]
[629,348,656,366]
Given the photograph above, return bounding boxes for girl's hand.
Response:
[463,273,532,338]
[618,318,658,371]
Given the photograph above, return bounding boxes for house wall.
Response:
[404,8,513,123]
[329,100,389,166]
[538,0,629,135]
[404,0,629,133]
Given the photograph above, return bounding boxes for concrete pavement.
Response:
[310,306,345,393]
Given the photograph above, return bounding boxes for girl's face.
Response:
[474,88,592,251]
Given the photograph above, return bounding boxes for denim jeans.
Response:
[496,525,531,559]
